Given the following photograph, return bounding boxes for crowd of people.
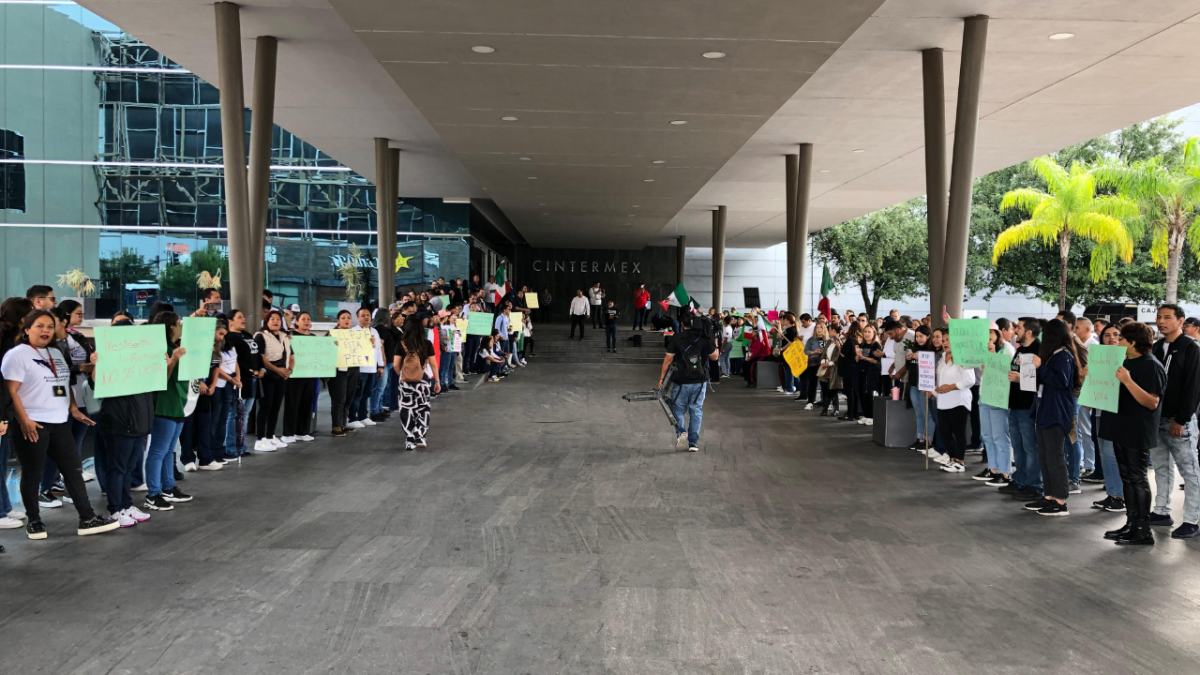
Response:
[0,274,536,547]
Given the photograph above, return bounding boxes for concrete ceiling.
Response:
[73,0,1200,250]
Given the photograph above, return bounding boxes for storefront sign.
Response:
[532,259,642,274]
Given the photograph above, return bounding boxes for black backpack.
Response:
[673,332,707,382]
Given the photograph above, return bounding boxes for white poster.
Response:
[918,351,936,392]
[1019,353,1037,392]
[1138,305,1156,323]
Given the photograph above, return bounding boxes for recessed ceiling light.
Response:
[471,45,496,54]
[702,51,726,59]
[518,157,531,161]
[670,120,687,126]
[853,149,865,153]
[501,116,518,121]
[652,160,666,164]
[631,205,639,208]
[538,203,545,206]
[643,179,655,182]
[542,212,549,215]
[527,176,537,180]
[820,169,830,173]
[1048,33,1074,41]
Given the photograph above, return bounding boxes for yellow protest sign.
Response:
[330,329,375,368]
[782,340,808,377]
[525,293,540,309]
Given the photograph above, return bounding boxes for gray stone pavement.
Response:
[2,362,1200,674]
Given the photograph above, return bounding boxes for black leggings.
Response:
[1114,442,1151,530]
[328,369,359,430]
[1036,424,1070,500]
[839,368,856,416]
[11,420,97,522]
[256,370,286,438]
[939,405,970,461]
[283,377,315,436]
[856,366,878,419]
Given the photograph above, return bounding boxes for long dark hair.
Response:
[0,296,34,336]
[15,309,55,345]
[213,319,230,352]
[912,325,934,351]
[401,317,426,357]
[260,309,283,334]
[1039,318,1083,389]
[150,310,181,347]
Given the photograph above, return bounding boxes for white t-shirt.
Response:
[215,349,237,387]
[797,323,815,344]
[722,326,733,341]
[2,344,71,424]
[65,334,89,405]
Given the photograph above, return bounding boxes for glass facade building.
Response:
[0,3,490,320]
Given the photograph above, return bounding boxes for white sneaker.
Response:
[675,432,688,451]
[804,403,814,411]
[199,462,224,471]
[7,511,25,521]
[856,418,867,425]
[297,435,315,442]
[116,510,137,528]
[864,418,874,426]
[781,390,793,396]
[362,418,377,427]
[940,462,965,473]
[254,439,271,451]
[347,421,365,429]
[280,436,296,444]
[183,462,197,472]
[0,516,22,529]
[934,453,953,466]
[270,437,288,448]
[131,483,149,492]
[776,386,784,392]
[82,469,96,482]
[127,506,151,522]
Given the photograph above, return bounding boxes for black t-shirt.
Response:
[667,330,715,384]
[227,331,261,399]
[1009,340,1041,410]
[605,307,620,326]
[1099,352,1166,450]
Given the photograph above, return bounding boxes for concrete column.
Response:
[386,148,400,303]
[941,15,988,320]
[676,235,686,286]
[712,206,726,312]
[922,47,948,325]
[791,143,813,316]
[246,34,277,330]
[214,2,253,319]
[374,138,391,308]
[784,153,798,313]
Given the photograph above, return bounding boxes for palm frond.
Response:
[1091,194,1140,221]
[56,268,95,297]
[993,219,1060,263]
[1028,156,1069,192]
[999,188,1050,216]
[1151,227,1170,269]
[1070,212,1134,263]
[337,243,364,302]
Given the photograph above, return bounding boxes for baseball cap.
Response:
[1184,317,1200,329]
[287,303,300,313]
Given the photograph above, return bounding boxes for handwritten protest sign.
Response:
[177,317,216,380]
[980,351,1011,409]
[918,351,936,392]
[291,335,337,378]
[1019,353,1037,392]
[94,325,168,398]
[467,311,493,336]
[782,341,808,377]
[729,336,744,359]
[948,318,989,367]
[525,293,539,309]
[1079,344,1124,413]
[330,329,375,368]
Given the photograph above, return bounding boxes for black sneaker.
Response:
[1037,502,1069,517]
[996,482,1022,495]
[971,468,993,481]
[1104,496,1127,512]
[1023,497,1051,511]
[1081,471,1105,484]
[1013,487,1043,501]
[985,475,1011,488]
[163,487,193,503]
[1149,512,1174,527]
[77,515,120,536]
[26,520,47,540]
[144,494,175,511]
[1091,496,1115,510]
[1171,523,1200,539]
[50,479,67,495]
[332,429,347,438]
[37,491,63,509]
[449,385,461,391]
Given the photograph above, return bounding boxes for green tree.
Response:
[992,157,1138,311]
[99,248,155,297]
[158,246,230,304]
[1093,137,1200,303]
[812,199,929,319]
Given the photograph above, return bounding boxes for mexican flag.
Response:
[662,282,690,308]
[493,261,512,305]
[816,263,834,321]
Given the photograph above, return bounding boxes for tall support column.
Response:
[386,148,400,304]
[791,143,813,316]
[374,138,391,309]
[922,47,948,324]
[214,2,253,319]
[676,235,686,287]
[247,34,277,330]
[784,154,798,313]
[712,206,727,312]
[941,15,988,320]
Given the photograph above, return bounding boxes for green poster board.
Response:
[291,335,337,378]
[948,318,990,367]
[730,331,745,358]
[94,325,168,398]
[979,351,1011,409]
[467,311,493,336]
[178,317,216,380]
[1079,344,1124,413]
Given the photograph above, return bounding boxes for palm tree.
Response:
[992,157,1139,311]
[1093,137,1200,304]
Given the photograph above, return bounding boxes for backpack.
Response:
[673,333,707,382]
[400,347,424,383]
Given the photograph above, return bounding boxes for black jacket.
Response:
[98,391,156,437]
[1152,334,1200,425]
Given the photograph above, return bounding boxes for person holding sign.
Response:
[143,311,192,512]
[1087,324,1127,513]
[328,310,359,439]
[281,312,319,443]
[2,310,119,539]
[1098,322,1166,545]
[905,326,936,448]
[254,310,292,451]
[1025,320,1081,517]
[852,325,884,426]
[931,335,976,473]
[347,308,384,430]
[975,326,1015,485]
[1001,319,1044,503]
[210,317,242,461]
[1149,304,1200,539]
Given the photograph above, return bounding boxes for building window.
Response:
[0,129,25,213]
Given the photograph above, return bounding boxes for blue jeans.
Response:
[782,366,796,394]
[671,382,707,447]
[439,352,457,389]
[147,417,184,497]
[1065,401,1082,484]
[210,385,236,460]
[351,371,377,422]
[1009,409,1041,492]
[233,379,256,455]
[718,343,731,376]
[104,433,145,515]
[979,403,1012,474]
[606,324,617,349]
[0,436,13,516]
[370,368,387,414]
[1096,437,1122,498]
[1079,405,1096,472]
[386,368,400,410]
[907,386,936,444]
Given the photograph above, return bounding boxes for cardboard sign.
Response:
[1019,353,1037,392]
[509,313,522,332]
[178,317,216,380]
[330,329,375,368]
[1078,344,1124,413]
[948,318,990,368]
[525,293,540,309]
[94,325,168,398]
[918,351,936,392]
[980,351,1011,409]
[466,311,493,336]
[782,341,808,377]
[291,335,337,378]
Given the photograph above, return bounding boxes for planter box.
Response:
[756,361,781,389]
[872,395,917,448]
